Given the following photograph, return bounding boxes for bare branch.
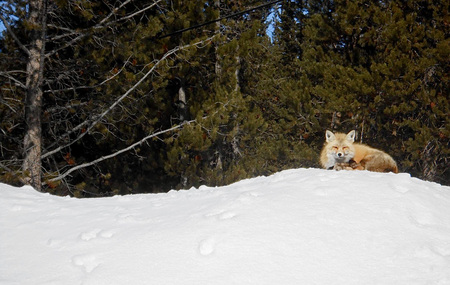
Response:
[109,0,163,24]
[0,96,21,112]
[47,120,195,183]
[0,13,30,56]
[97,0,133,26]
[45,0,164,56]
[45,33,85,58]
[0,71,27,89]
[42,36,216,159]
[45,101,89,114]
[44,56,130,94]
[46,24,82,41]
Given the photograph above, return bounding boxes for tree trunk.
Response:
[23,0,47,191]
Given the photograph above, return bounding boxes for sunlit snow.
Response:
[1,168,450,284]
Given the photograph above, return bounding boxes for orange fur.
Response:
[320,130,398,173]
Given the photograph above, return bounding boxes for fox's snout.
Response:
[331,146,352,162]
[332,147,349,157]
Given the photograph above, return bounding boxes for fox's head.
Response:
[325,130,356,163]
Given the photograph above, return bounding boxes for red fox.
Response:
[320,130,398,173]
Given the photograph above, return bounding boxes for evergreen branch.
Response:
[45,33,85,58]
[45,0,163,53]
[110,0,163,24]
[97,0,133,26]
[0,161,28,185]
[0,13,30,56]
[46,24,82,42]
[42,36,216,160]
[43,56,130,94]
[42,56,131,153]
[47,120,195,183]
[158,0,283,39]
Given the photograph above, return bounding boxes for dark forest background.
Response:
[0,0,448,197]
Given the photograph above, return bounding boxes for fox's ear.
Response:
[346,130,356,142]
[325,130,335,142]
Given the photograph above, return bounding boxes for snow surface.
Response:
[1,168,450,285]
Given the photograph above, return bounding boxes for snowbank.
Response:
[1,168,450,284]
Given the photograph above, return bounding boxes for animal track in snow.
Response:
[314,186,330,197]
[46,238,63,248]
[80,229,101,241]
[218,211,236,220]
[115,213,149,224]
[80,229,114,241]
[237,192,259,204]
[72,254,100,273]
[394,184,410,194]
[99,230,114,238]
[205,210,237,220]
[198,238,215,256]
[409,211,436,227]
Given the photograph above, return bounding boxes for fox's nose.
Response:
[337,153,343,157]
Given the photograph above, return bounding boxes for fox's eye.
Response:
[332,147,338,150]
[343,147,348,150]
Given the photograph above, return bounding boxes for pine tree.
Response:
[1,0,207,195]
[272,0,449,184]
[2,0,447,195]
[162,0,279,189]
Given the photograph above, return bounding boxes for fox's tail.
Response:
[392,165,399,174]
[360,153,399,173]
